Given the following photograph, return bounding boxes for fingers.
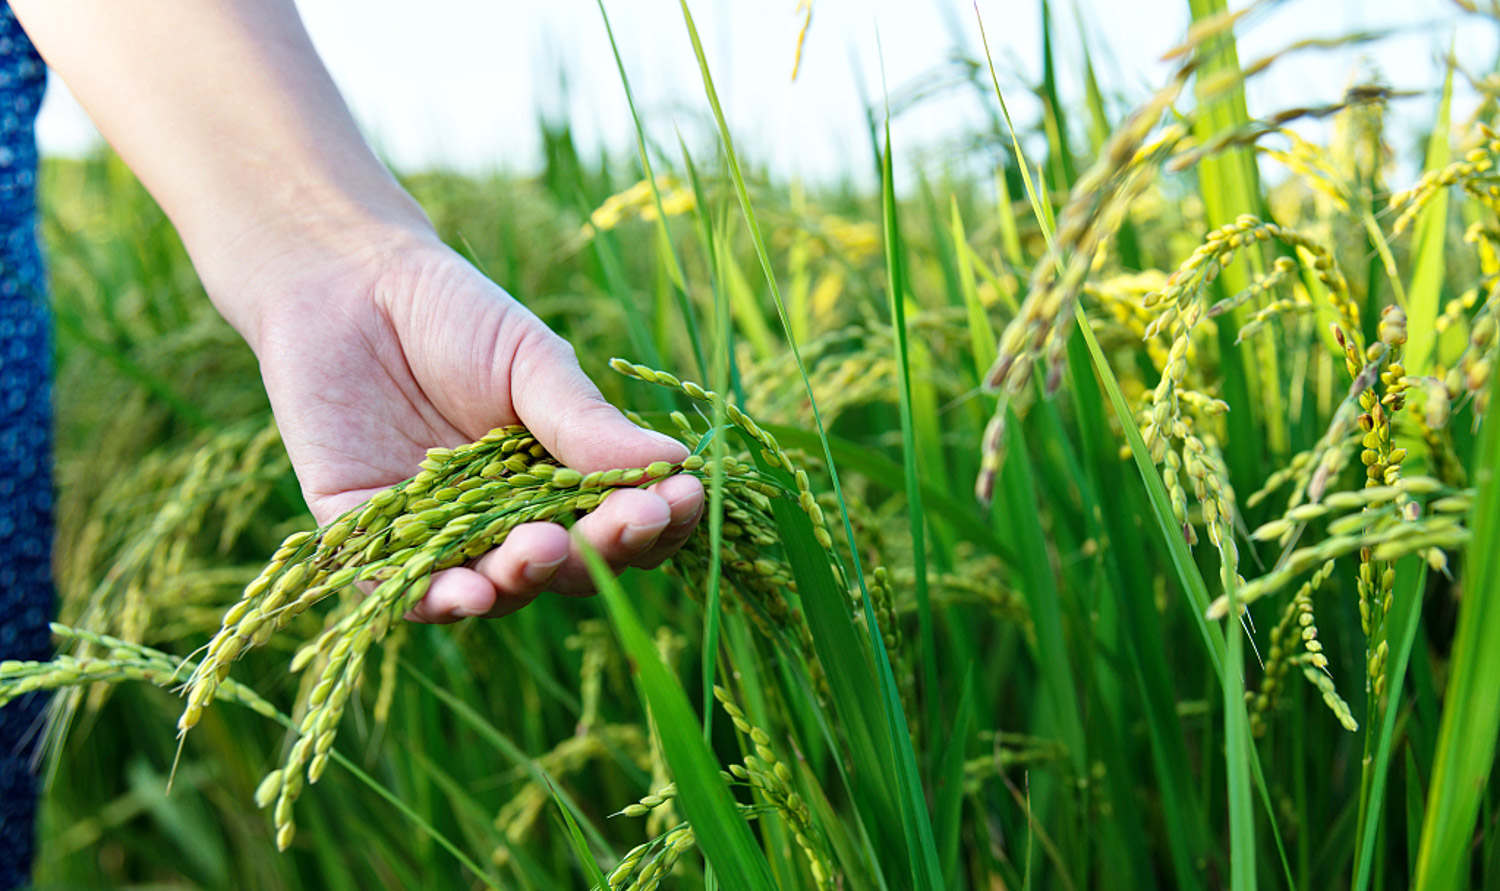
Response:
[405,567,506,624]
[547,488,672,594]
[405,476,705,622]
[405,316,708,623]
[405,523,569,623]
[628,474,705,570]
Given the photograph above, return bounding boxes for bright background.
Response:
[36,0,1492,185]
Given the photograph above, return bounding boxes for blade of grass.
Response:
[402,744,518,887]
[593,0,708,381]
[1063,330,1208,890]
[1415,368,1500,890]
[1077,310,1291,888]
[978,6,1271,876]
[720,617,809,888]
[880,115,940,771]
[996,415,1088,777]
[951,197,1000,377]
[676,4,943,885]
[756,454,920,887]
[1185,0,1275,485]
[760,422,1016,564]
[1353,557,1429,891]
[1037,0,1077,192]
[549,777,610,891]
[589,227,667,362]
[327,748,498,888]
[700,214,734,737]
[587,545,779,891]
[935,670,976,883]
[1072,1,1112,154]
[721,249,782,362]
[402,663,613,855]
[980,5,1259,875]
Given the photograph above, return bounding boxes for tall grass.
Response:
[15,2,1500,889]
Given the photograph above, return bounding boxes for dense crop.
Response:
[12,2,1500,889]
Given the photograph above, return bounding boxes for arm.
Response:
[13,0,422,336]
[14,0,703,620]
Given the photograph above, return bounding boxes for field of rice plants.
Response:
[13,1,1500,888]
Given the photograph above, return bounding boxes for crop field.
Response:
[9,2,1500,889]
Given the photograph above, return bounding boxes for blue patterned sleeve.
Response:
[0,3,51,889]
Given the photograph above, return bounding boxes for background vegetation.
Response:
[13,1,1500,888]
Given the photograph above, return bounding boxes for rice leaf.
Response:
[592,0,708,380]
[548,777,611,891]
[1353,557,1428,891]
[1186,0,1273,494]
[676,4,943,884]
[1415,368,1500,889]
[1076,310,1291,889]
[880,116,940,770]
[935,670,975,882]
[588,548,779,891]
[1063,331,1208,890]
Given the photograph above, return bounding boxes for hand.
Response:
[238,224,704,622]
[14,0,706,622]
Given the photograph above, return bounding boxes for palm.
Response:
[248,240,703,620]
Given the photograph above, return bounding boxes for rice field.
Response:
[13,2,1500,889]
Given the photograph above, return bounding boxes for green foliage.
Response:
[21,4,1500,890]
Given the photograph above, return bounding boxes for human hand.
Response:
[232,224,704,623]
[14,0,705,622]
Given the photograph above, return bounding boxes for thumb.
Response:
[508,327,685,472]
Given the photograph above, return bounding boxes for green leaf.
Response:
[1354,558,1429,891]
[549,777,610,891]
[588,547,779,891]
[674,4,943,885]
[1076,310,1289,889]
[1416,369,1500,889]
[880,117,939,774]
[935,671,976,883]
[403,664,613,856]
[592,0,707,381]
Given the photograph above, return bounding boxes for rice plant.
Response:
[15,2,1500,889]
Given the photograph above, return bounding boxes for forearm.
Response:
[12,0,434,342]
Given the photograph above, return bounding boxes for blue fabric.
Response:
[0,3,50,889]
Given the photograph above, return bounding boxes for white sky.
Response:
[35,1,1492,186]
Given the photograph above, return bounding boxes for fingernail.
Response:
[523,555,566,585]
[641,429,689,457]
[665,513,700,537]
[620,520,666,551]
[670,498,705,530]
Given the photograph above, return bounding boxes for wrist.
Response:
[191,178,440,353]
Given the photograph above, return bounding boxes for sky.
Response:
[34,1,1494,187]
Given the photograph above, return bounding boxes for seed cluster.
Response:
[973,51,1199,503]
[2,624,278,724]
[1388,131,1500,237]
[715,686,834,889]
[61,420,288,654]
[1354,307,1411,695]
[160,362,850,851]
[1443,280,1499,418]
[1210,475,1470,620]
[179,425,714,849]
[1248,560,1336,737]
[608,358,839,555]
